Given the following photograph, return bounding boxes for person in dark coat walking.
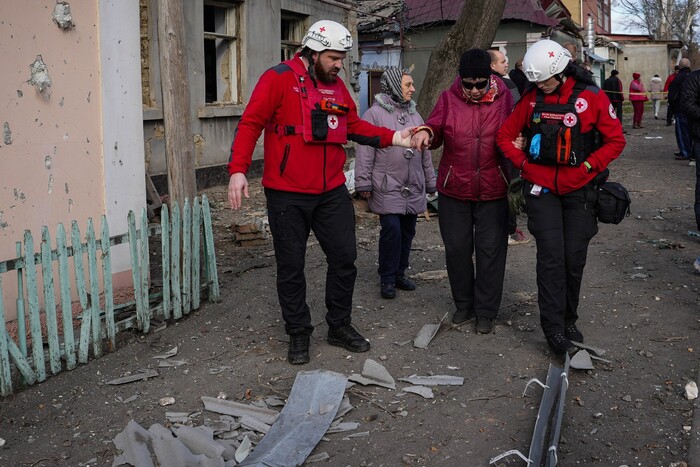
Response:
[679,68,700,232]
[509,58,529,95]
[602,69,624,124]
[668,58,692,160]
[354,68,436,299]
[664,65,679,126]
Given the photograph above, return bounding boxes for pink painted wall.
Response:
[0,2,105,319]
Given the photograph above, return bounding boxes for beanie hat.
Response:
[459,49,492,79]
[633,72,641,80]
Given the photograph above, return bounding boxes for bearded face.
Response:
[313,50,346,84]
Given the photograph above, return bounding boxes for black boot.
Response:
[396,275,416,291]
[287,329,311,365]
[380,283,396,299]
[328,324,370,352]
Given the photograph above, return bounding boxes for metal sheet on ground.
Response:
[239,369,347,467]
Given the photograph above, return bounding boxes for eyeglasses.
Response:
[461,79,488,90]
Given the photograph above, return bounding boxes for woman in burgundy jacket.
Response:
[413,49,514,335]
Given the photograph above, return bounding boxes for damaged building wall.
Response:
[140,0,354,183]
[0,1,145,319]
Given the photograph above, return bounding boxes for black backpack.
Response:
[596,182,631,224]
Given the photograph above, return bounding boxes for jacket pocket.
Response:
[280,144,290,176]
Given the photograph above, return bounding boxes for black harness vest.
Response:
[526,81,601,167]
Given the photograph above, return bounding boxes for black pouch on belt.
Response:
[311,107,328,141]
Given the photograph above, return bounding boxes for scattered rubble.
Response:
[232,219,268,247]
[348,359,396,390]
[106,369,159,385]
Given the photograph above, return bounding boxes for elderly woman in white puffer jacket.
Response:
[354,68,436,299]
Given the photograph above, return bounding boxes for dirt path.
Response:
[0,110,698,466]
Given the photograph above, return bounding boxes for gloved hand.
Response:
[508,177,526,216]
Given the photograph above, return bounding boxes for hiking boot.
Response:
[288,334,310,365]
[396,276,416,291]
[475,317,494,334]
[452,308,475,325]
[327,324,370,353]
[380,283,396,299]
[546,333,576,356]
[564,323,584,343]
[508,228,531,246]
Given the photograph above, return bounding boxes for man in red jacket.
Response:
[228,20,415,365]
[495,39,625,356]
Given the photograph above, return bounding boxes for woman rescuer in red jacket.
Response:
[495,39,625,356]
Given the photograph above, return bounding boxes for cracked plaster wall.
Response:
[0,1,145,319]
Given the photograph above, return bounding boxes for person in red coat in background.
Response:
[629,72,649,128]
[495,39,626,356]
[664,65,679,126]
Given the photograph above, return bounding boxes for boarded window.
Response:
[281,11,305,62]
[204,1,241,104]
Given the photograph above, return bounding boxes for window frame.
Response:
[203,0,242,105]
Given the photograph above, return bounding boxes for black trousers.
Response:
[613,101,623,125]
[524,183,598,337]
[438,194,508,318]
[378,214,417,284]
[693,142,700,230]
[265,185,357,334]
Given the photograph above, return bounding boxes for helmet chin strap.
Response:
[301,49,318,87]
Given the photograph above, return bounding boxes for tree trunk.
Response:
[158,0,196,204]
[416,0,506,120]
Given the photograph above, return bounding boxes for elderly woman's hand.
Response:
[411,130,431,150]
[512,133,526,151]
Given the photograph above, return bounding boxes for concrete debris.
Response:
[52,2,75,29]
[106,369,158,385]
[412,269,448,281]
[201,396,279,425]
[402,386,435,399]
[344,431,370,438]
[570,341,606,356]
[159,397,176,407]
[235,435,252,463]
[325,421,360,434]
[239,370,346,466]
[116,395,138,404]
[176,426,225,459]
[166,412,195,424]
[413,324,440,349]
[240,415,271,434]
[112,420,154,467]
[0,437,4,447]
[153,347,178,359]
[158,359,187,368]
[28,55,52,99]
[685,381,698,400]
[398,375,464,386]
[334,395,353,419]
[570,350,594,370]
[348,358,396,390]
[305,452,330,463]
[264,396,286,407]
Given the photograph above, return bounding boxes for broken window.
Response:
[281,12,305,62]
[204,1,241,104]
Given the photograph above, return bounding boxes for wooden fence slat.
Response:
[6,332,36,386]
[101,217,116,350]
[23,230,46,382]
[201,195,220,302]
[86,219,102,358]
[0,276,13,395]
[41,228,61,375]
[171,202,182,319]
[192,197,201,310]
[139,209,150,333]
[56,224,76,370]
[15,242,27,358]
[161,204,171,320]
[72,222,91,364]
[182,198,192,314]
[127,211,144,331]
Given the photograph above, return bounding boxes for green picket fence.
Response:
[0,195,220,395]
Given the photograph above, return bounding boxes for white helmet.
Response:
[301,20,353,52]
[522,39,571,82]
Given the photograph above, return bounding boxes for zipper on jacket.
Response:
[280,144,290,176]
[443,165,452,188]
[554,164,560,193]
[323,145,327,192]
